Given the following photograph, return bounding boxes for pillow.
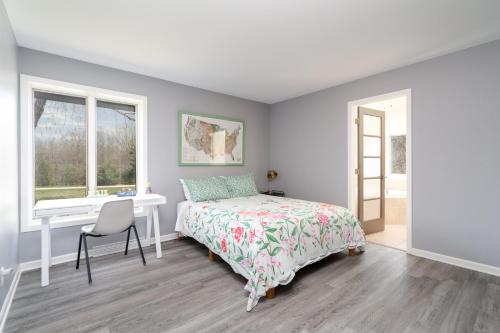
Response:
[179,179,192,201]
[182,176,231,202]
[223,174,259,198]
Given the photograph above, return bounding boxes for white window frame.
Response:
[20,74,148,232]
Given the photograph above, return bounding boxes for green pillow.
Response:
[223,174,259,198]
[183,177,231,202]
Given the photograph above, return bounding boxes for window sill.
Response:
[21,208,148,233]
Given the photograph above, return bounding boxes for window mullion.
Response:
[87,96,97,195]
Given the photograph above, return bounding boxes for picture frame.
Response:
[390,135,406,174]
[178,111,245,166]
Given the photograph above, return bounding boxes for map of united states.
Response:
[184,116,241,161]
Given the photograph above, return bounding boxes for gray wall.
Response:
[18,48,270,262]
[270,39,500,267]
[0,2,18,308]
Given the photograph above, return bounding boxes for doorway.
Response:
[348,90,411,251]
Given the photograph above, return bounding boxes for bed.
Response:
[175,194,366,311]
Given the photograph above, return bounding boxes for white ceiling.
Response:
[4,0,500,104]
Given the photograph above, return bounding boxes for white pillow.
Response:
[179,179,192,201]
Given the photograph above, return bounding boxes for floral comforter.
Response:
[175,194,366,311]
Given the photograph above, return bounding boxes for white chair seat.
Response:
[76,199,144,284]
[81,224,97,234]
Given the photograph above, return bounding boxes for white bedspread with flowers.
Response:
[176,194,366,311]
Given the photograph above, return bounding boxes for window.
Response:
[21,75,147,231]
[96,101,137,195]
[34,91,87,202]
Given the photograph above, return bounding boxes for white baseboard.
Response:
[408,248,500,277]
[0,266,21,333]
[19,232,178,273]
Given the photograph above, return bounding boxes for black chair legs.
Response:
[132,225,147,266]
[76,234,82,269]
[76,225,146,284]
[82,233,92,284]
[125,227,131,255]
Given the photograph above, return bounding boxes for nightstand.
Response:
[261,190,285,197]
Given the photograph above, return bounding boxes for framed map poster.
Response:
[179,111,244,165]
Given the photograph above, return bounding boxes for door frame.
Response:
[347,89,412,250]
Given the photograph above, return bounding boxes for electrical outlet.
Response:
[0,266,14,287]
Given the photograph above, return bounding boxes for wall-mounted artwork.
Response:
[391,135,406,174]
[179,111,244,165]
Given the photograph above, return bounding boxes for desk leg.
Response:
[48,222,53,267]
[152,206,162,258]
[146,207,152,247]
[41,217,51,287]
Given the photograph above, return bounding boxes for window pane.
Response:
[363,179,380,200]
[363,199,381,221]
[363,157,381,178]
[363,115,381,136]
[34,91,87,203]
[363,136,381,156]
[96,100,136,194]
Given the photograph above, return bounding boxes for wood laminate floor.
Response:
[5,239,500,333]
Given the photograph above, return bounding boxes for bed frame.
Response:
[179,232,362,300]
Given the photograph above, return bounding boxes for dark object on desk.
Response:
[262,190,285,197]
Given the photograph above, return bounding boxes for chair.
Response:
[76,199,146,284]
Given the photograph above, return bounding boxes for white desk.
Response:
[33,193,167,287]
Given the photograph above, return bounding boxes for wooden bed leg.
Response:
[208,249,216,261]
[266,287,276,299]
[176,233,183,240]
[348,248,356,256]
